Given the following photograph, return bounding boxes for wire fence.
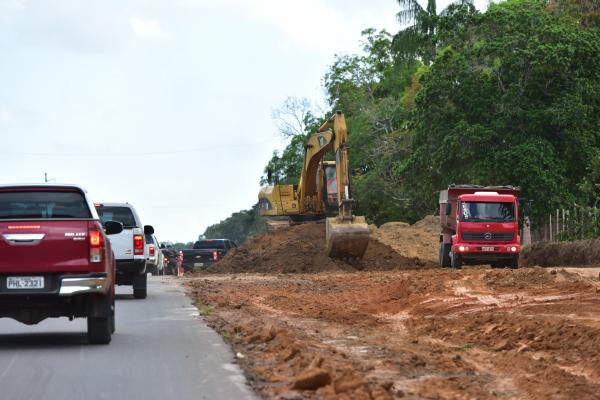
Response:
[531,207,600,243]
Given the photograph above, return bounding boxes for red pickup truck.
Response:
[0,184,123,344]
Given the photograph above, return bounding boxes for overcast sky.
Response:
[0,0,488,242]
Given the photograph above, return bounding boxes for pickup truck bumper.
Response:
[0,272,109,297]
[116,259,146,274]
[0,273,112,325]
[59,275,109,296]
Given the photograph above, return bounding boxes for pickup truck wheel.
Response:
[88,317,112,344]
[439,243,451,268]
[133,272,147,299]
[451,252,463,269]
[110,294,116,334]
[509,256,519,269]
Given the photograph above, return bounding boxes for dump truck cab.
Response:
[439,185,520,269]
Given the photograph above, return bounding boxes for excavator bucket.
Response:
[326,216,370,259]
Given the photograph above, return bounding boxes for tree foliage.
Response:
[203,204,266,245]
[400,0,600,222]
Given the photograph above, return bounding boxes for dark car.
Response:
[160,245,179,275]
[181,239,236,271]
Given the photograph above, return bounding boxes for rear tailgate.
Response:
[0,221,90,274]
[106,228,136,260]
[182,250,214,266]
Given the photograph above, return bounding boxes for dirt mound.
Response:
[521,239,600,267]
[372,215,439,262]
[483,267,590,289]
[204,222,427,273]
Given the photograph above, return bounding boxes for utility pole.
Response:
[44,172,56,183]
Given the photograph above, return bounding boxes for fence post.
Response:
[523,216,531,246]
[549,213,553,242]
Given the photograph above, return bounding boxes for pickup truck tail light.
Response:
[213,250,219,261]
[89,229,103,263]
[133,234,144,255]
[149,245,155,257]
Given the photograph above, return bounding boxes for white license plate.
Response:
[481,246,495,252]
[194,263,204,267]
[7,276,44,289]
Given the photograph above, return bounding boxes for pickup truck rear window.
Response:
[97,206,137,228]
[194,240,226,249]
[0,191,91,220]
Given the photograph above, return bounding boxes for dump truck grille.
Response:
[462,232,514,241]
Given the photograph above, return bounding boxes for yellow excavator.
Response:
[258,111,370,259]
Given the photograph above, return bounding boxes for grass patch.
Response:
[195,301,214,317]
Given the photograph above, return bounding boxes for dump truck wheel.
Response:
[439,243,451,268]
[451,252,462,269]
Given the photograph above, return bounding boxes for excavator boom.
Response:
[318,112,370,259]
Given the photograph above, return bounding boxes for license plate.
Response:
[481,246,495,252]
[194,263,204,267]
[6,276,44,289]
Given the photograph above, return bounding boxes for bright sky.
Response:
[0,0,488,243]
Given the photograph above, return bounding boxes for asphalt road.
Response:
[0,276,257,400]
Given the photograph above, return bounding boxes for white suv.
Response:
[96,203,153,299]
[145,234,164,275]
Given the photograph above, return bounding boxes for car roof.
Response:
[0,183,88,192]
[95,202,135,207]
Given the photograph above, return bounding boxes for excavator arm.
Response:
[317,112,370,258]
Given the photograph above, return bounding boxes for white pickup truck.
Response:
[95,203,153,299]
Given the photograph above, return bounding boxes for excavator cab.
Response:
[322,161,338,212]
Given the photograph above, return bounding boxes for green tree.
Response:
[393,0,475,64]
[399,0,600,223]
[203,204,266,245]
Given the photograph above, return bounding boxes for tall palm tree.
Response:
[394,0,473,64]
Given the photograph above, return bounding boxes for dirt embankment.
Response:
[188,268,600,399]
[188,213,600,399]
[203,221,431,274]
[371,215,440,263]
[521,239,600,267]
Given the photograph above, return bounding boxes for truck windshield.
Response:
[194,240,226,249]
[96,206,137,228]
[0,191,91,220]
[460,202,515,222]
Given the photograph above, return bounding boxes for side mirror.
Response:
[104,220,124,235]
[144,225,155,235]
[445,203,452,216]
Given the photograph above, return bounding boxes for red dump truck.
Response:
[439,184,521,269]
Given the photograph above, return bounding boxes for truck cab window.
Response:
[460,202,515,222]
